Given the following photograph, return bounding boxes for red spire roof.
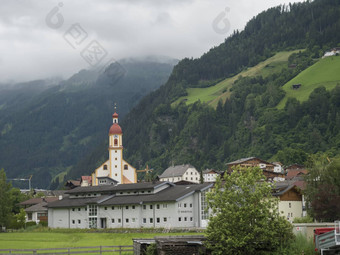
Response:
[109,123,122,135]
[112,112,119,118]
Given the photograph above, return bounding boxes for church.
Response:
[91,110,137,186]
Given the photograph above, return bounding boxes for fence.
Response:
[0,246,134,255]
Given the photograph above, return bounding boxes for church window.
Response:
[124,164,128,170]
[115,173,117,176]
[114,139,118,146]
[103,165,107,170]
[115,158,117,160]
[115,165,117,168]
[115,150,117,153]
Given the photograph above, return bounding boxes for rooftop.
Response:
[159,164,195,178]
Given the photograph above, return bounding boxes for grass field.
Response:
[277,55,340,109]
[0,229,202,249]
[173,50,302,108]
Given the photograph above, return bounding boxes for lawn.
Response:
[277,55,340,109]
[0,229,203,249]
[172,50,302,108]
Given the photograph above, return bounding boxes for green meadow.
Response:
[277,55,340,109]
[0,229,202,249]
[173,50,301,108]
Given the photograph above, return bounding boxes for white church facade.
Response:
[91,111,137,186]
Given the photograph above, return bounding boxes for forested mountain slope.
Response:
[0,59,176,188]
[58,0,340,184]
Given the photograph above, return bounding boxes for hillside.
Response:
[277,55,340,108]
[173,50,301,107]
[0,58,176,188]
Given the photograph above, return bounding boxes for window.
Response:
[114,139,118,146]
[124,164,128,170]
[78,208,81,211]
[126,218,129,223]
[163,204,167,209]
[163,217,167,222]
[112,206,115,210]
[190,203,192,208]
[103,165,107,170]
[72,220,75,224]
[178,217,182,222]
[115,150,117,153]
[27,213,32,220]
[143,218,146,224]
[89,218,97,229]
[126,206,129,209]
[150,205,153,209]
[156,204,160,209]
[132,218,136,223]
[72,208,75,211]
[143,205,146,210]
[132,205,135,209]
[190,217,193,221]
[289,203,291,208]
[115,165,117,168]
[78,220,81,224]
[150,218,153,223]
[184,217,187,221]
[89,205,97,216]
[112,219,115,223]
[184,203,187,208]
[115,173,117,176]
[157,218,160,223]
[191,177,193,180]
[118,219,121,223]
[201,190,209,220]
[104,207,107,210]
[185,177,188,180]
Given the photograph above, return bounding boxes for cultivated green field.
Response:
[277,55,340,109]
[0,229,202,249]
[173,50,302,108]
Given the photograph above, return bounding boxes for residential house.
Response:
[47,182,213,229]
[159,165,200,183]
[80,176,92,187]
[20,197,59,223]
[226,157,285,181]
[203,169,220,182]
[273,183,303,223]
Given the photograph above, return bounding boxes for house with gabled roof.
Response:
[159,164,200,183]
[226,157,285,181]
[273,183,303,223]
[47,182,213,229]
[203,169,220,182]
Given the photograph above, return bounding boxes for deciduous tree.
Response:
[206,167,293,255]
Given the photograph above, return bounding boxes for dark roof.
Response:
[25,202,48,212]
[49,183,213,208]
[226,157,273,166]
[48,195,113,208]
[159,164,195,178]
[101,183,213,205]
[66,182,172,194]
[272,184,301,197]
[19,197,58,206]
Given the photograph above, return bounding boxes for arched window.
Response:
[114,139,118,146]
[124,164,128,170]
[103,165,107,170]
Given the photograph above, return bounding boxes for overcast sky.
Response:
[0,0,305,83]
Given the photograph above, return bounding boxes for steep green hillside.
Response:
[277,55,340,108]
[58,0,340,184]
[173,50,301,107]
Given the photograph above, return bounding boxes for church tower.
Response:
[91,109,137,186]
[108,111,123,183]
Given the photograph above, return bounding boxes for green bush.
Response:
[293,216,314,223]
[145,243,157,255]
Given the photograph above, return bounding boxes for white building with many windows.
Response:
[159,165,200,183]
[47,182,212,229]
